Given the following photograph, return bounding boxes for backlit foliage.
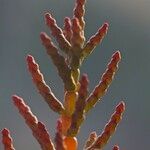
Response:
[1,0,125,149]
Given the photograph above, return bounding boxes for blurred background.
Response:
[0,0,150,149]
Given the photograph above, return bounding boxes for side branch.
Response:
[40,32,76,91]
[45,13,71,54]
[27,55,65,114]
[84,132,97,149]
[85,51,121,113]
[63,17,72,43]
[87,101,125,150]
[12,95,55,150]
[54,119,66,150]
[83,23,109,58]
[2,128,15,150]
[73,0,86,44]
[71,17,85,48]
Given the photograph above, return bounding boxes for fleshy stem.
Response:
[84,132,97,149]
[27,55,65,114]
[84,51,121,113]
[54,119,66,150]
[87,102,125,150]
[67,74,89,136]
[12,95,55,150]
[2,128,15,150]
[45,13,72,54]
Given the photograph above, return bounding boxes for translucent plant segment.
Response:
[1,0,125,150]
[1,129,15,150]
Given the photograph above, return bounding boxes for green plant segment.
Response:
[1,0,125,149]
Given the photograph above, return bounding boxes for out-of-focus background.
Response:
[0,0,150,149]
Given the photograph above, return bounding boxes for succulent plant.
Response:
[1,0,125,149]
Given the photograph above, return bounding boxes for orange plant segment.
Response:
[63,136,78,150]
[64,91,78,116]
[87,101,125,150]
[2,128,15,150]
[61,115,72,135]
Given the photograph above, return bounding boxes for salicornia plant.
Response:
[1,0,125,149]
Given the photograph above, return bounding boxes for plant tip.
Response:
[116,101,125,113]
[26,55,34,62]
[2,128,9,134]
[113,51,121,61]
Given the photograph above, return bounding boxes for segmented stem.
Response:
[63,17,72,43]
[85,51,121,113]
[84,132,97,149]
[67,74,89,136]
[45,13,71,54]
[2,128,15,150]
[83,23,109,58]
[27,55,65,114]
[87,102,125,150]
[12,95,55,150]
